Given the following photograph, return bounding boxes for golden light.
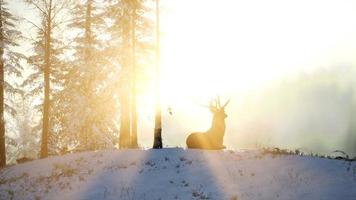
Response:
[135,0,356,148]
[158,0,356,110]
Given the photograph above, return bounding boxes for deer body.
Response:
[186,97,229,150]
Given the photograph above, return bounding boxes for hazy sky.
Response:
[159,0,356,104]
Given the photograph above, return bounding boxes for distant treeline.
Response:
[226,65,356,157]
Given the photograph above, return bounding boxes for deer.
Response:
[186,97,230,150]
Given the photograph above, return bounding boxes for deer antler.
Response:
[222,98,230,108]
[197,98,215,109]
[202,98,217,112]
[198,96,228,111]
[216,96,221,108]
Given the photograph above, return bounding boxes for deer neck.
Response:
[208,116,226,136]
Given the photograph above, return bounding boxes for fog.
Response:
[154,65,356,157]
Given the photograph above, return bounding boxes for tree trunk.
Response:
[130,5,138,148]
[119,93,130,148]
[119,6,131,149]
[0,0,6,167]
[153,0,162,149]
[40,0,52,158]
[82,0,92,150]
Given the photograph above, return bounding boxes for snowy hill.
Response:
[0,148,355,200]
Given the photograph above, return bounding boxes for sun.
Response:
[157,0,356,111]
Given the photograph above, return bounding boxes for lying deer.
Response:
[186,97,230,150]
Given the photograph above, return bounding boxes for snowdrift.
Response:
[0,148,355,200]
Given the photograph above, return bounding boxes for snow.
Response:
[0,148,355,200]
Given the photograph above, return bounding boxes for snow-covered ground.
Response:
[0,148,355,200]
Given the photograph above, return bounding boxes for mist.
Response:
[158,65,356,157]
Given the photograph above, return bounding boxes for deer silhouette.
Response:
[186,97,230,150]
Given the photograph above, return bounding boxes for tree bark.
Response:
[119,92,130,148]
[40,0,52,158]
[130,4,138,148]
[82,0,92,150]
[0,0,6,167]
[119,5,131,149]
[153,0,162,149]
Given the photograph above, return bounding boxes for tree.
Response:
[107,0,154,149]
[52,0,118,152]
[0,0,25,167]
[108,0,131,148]
[153,0,162,148]
[130,1,138,148]
[13,92,39,160]
[24,0,70,158]
[106,0,133,149]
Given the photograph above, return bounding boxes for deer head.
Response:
[207,96,229,132]
[207,96,230,119]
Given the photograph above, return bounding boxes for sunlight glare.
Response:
[158,0,356,109]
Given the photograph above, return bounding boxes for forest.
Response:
[0,0,159,167]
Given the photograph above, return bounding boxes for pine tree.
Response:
[24,0,70,158]
[53,0,119,152]
[110,0,131,149]
[13,92,38,160]
[0,0,25,167]
[106,0,154,149]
